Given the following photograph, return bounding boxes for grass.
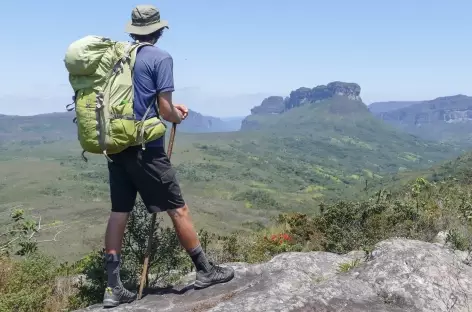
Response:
[337,259,362,273]
[0,254,76,312]
[0,141,276,261]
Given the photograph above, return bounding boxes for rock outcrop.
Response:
[76,238,472,312]
[248,81,362,117]
[241,81,362,130]
[284,81,362,111]
[375,95,472,125]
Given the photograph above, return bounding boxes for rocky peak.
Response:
[249,81,362,115]
[284,81,361,110]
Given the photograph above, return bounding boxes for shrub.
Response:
[208,223,304,264]
[232,189,282,210]
[69,200,192,309]
[0,254,73,312]
[1,209,39,257]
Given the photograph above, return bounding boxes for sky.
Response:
[0,0,471,117]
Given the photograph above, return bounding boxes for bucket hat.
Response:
[125,5,169,35]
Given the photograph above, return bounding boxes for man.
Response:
[102,5,235,308]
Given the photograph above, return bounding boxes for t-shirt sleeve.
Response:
[154,56,175,94]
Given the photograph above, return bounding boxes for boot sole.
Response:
[194,272,235,290]
[103,298,120,308]
[103,297,136,308]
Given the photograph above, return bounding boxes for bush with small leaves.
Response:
[1,209,40,257]
[0,253,72,312]
[68,200,192,309]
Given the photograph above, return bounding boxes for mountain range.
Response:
[163,109,243,133]
[4,87,472,147]
[0,109,244,146]
[233,82,462,187]
[370,94,472,144]
[2,84,471,199]
[367,101,422,114]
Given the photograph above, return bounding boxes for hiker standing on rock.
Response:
[102,4,235,308]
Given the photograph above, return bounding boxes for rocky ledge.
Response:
[77,238,472,312]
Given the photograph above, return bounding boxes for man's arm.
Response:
[153,55,182,123]
[158,91,182,124]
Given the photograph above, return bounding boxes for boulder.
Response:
[76,238,472,312]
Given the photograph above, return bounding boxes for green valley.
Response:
[0,81,467,262]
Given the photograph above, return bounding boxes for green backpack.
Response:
[63,35,167,161]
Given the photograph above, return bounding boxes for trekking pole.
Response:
[138,122,177,300]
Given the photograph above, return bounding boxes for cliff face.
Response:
[76,238,472,312]
[375,95,472,125]
[241,81,362,130]
[372,95,472,144]
[284,81,362,111]
[248,81,362,116]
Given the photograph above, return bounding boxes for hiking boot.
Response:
[103,285,137,308]
[194,263,235,290]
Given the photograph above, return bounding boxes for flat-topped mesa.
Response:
[284,81,362,110]
[249,81,362,115]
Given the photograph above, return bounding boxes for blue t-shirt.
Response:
[132,45,174,148]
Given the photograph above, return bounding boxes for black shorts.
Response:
[107,145,185,213]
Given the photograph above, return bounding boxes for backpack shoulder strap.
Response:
[127,42,154,67]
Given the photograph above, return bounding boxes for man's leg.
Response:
[167,205,235,289]
[103,156,138,308]
[167,205,212,272]
[105,212,129,255]
[104,211,130,294]
[132,147,235,289]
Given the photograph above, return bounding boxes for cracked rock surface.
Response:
[76,238,472,312]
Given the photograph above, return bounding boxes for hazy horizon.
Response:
[1,88,471,118]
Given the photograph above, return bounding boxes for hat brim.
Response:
[125,20,169,35]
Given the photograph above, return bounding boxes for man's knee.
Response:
[167,204,189,220]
